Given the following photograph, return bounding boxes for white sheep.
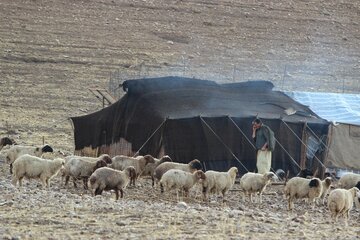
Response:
[338,173,360,189]
[6,144,53,174]
[160,169,206,199]
[202,167,238,202]
[63,157,108,189]
[317,177,333,205]
[11,154,64,188]
[140,155,172,186]
[110,155,155,185]
[239,172,277,203]
[284,177,323,210]
[327,187,360,225]
[154,159,203,186]
[88,166,137,200]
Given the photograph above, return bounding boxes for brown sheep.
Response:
[88,166,137,200]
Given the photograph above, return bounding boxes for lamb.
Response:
[109,155,155,185]
[160,169,206,199]
[154,159,203,186]
[63,158,108,189]
[239,172,277,203]
[327,187,359,225]
[88,166,137,200]
[202,167,238,202]
[317,177,333,205]
[338,173,360,189]
[11,154,64,188]
[6,144,54,174]
[284,177,323,210]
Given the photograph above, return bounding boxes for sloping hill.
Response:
[0,0,359,150]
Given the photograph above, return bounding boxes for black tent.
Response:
[71,76,329,175]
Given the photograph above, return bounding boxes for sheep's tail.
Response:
[309,178,320,188]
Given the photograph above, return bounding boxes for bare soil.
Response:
[1,0,360,239]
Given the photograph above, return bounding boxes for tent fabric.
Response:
[286,91,360,126]
[325,123,360,170]
[71,76,329,175]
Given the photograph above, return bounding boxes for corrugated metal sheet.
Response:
[286,91,360,126]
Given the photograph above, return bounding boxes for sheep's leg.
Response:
[151,176,155,187]
[114,189,119,200]
[72,177,78,188]
[202,186,208,202]
[222,189,227,203]
[82,178,88,190]
[287,196,293,210]
[64,176,70,186]
[160,183,164,194]
[18,176,24,187]
[9,164,13,174]
[94,188,102,196]
[250,193,253,203]
[11,176,18,186]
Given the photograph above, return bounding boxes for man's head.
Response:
[252,118,262,129]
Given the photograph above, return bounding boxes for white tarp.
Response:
[286,91,360,126]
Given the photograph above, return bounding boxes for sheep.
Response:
[140,155,172,186]
[202,167,238,202]
[327,187,360,225]
[88,166,137,200]
[338,173,360,189]
[109,155,155,185]
[239,172,277,203]
[160,169,206,199]
[11,154,64,188]
[6,144,54,174]
[154,159,203,186]
[63,158,108,189]
[275,169,286,181]
[284,177,323,210]
[317,177,333,205]
[0,137,16,150]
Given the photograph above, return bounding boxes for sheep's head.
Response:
[264,172,277,182]
[160,155,172,163]
[275,169,286,181]
[99,154,112,164]
[349,187,360,198]
[41,144,54,153]
[323,177,332,187]
[195,170,206,181]
[189,159,202,171]
[309,178,321,188]
[125,166,137,181]
[143,155,155,164]
[93,160,107,171]
[228,167,238,178]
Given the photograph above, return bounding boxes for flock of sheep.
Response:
[1,138,360,226]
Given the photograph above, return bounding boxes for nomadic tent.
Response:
[71,76,330,176]
[287,92,360,173]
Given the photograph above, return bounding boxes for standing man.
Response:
[252,118,275,174]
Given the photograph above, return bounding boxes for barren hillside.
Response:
[1,0,359,151]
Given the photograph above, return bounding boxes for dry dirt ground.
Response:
[1,0,360,239]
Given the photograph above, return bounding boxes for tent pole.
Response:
[281,119,327,171]
[132,118,167,157]
[200,116,249,172]
[229,116,301,171]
